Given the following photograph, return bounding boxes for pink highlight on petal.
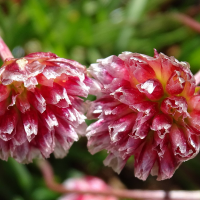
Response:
[134,139,157,181]
[166,70,185,95]
[126,57,156,83]
[161,96,189,120]
[37,73,54,87]
[16,94,30,113]
[169,124,195,161]
[187,111,200,133]
[151,114,172,139]
[111,86,145,106]
[156,146,177,181]
[0,100,8,116]
[0,84,10,102]
[28,89,46,113]
[104,153,127,174]
[0,108,17,141]
[188,95,200,111]
[108,113,137,142]
[137,79,164,100]
[22,110,38,141]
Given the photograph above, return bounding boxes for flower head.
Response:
[86,50,200,180]
[0,52,94,163]
[58,176,117,200]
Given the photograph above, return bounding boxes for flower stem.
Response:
[171,13,200,85]
[37,159,200,199]
[172,12,200,33]
[0,37,14,61]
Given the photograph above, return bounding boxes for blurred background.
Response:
[1,0,200,199]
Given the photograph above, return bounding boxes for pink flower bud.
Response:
[58,176,118,200]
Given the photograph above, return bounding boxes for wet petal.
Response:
[22,110,38,142]
[137,79,164,100]
[0,108,18,141]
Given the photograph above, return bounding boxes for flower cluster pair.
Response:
[0,50,200,180]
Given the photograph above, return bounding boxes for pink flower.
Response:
[58,176,117,200]
[0,52,95,163]
[86,50,200,180]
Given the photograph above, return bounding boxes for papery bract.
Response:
[0,52,98,163]
[86,50,200,180]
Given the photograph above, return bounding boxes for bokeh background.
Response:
[1,0,200,199]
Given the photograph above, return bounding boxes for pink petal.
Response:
[0,84,10,102]
[108,113,137,142]
[87,132,111,155]
[25,52,58,58]
[40,83,70,106]
[166,70,185,95]
[111,86,145,106]
[0,139,9,161]
[52,105,86,128]
[86,96,120,119]
[55,118,78,142]
[41,107,58,130]
[151,114,172,139]
[36,121,55,158]
[169,124,195,161]
[137,79,164,100]
[103,153,127,174]
[10,141,29,163]
[0,99,8,116]
[161,96,189,120]
[57,77,89,98]
[134,140,157,181]
[36,73,54,87]
[98,55,129,80]
[12,117,27,146]
[22,110,38,141]
[88,63,114,85]
[188,95,200,111]
[16,94,30,113]
[125,56,156,83]
[27,89,46,113]
[160,55,175,84]
[156,146,177,181]
[0,108,18,141]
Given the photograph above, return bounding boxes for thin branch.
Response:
[0,37,14,61]
[171,13,200,85]
[37,159,200,200]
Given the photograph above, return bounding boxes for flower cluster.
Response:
[86,50,200,180]
[0,52,96,163]
[58,176,117,200]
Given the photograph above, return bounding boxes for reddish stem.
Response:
[172,13,200,33]
[171,13,200,85]
[38,159,200,200]
[0,37,14,61]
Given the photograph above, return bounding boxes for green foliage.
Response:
[1,0,200,199]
